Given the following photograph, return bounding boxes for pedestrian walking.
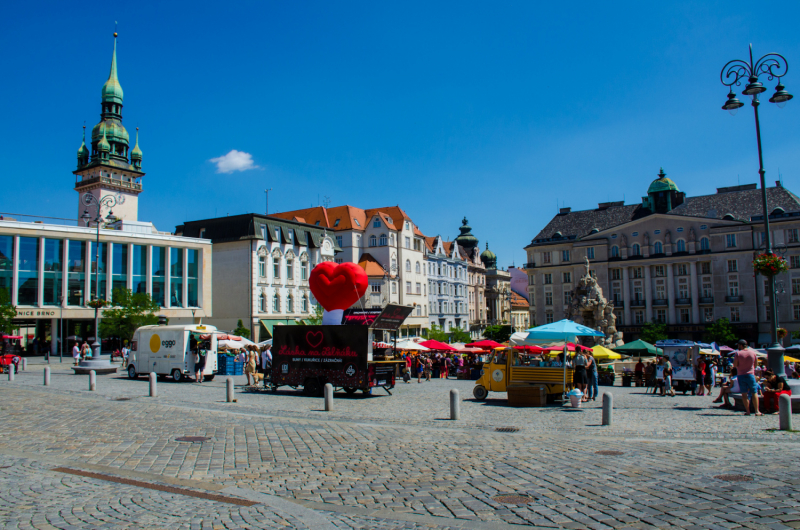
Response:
[72,342,81,366]
[244,346,258,386]
[424,357,432,382]
[733,339,761,416]
[586,351,599,401]
[663,356,675,397]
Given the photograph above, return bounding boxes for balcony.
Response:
[630,299,646,308]
[523,262,536,269]
[612,299,623,308]
[699,296,714,305]
[675,298,692,306]
[725,295,744,303]
[75,175,142,192]
[653,299,668,307]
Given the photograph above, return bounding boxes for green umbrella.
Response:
[613,339,663,356]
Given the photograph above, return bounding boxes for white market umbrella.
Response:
[395,339,429,351]
[257,339,273,347]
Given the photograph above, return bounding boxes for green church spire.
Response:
[131,127,143,169]
[101,32,124,104]
[77,125,90,168]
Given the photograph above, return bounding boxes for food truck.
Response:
[271,325,404,395]
[127,324,219,382]
[655,339,699,394]
[473,347,574,401]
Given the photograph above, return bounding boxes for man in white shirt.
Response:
[72,343,81,366]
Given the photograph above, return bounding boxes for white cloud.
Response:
[209,150,259,173]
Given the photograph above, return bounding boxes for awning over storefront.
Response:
[259,319,293,339]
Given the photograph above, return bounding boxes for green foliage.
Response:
[98,288,160,343]
[703,317,737,346]
[0,289,17,336]
[450,327,471,344]
[483,325,512,343]
[233,319,251,339]
[307,304,324,325]
[426,324,449,342]
[640,321,668,344]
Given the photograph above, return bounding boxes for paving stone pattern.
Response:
[1,360,800,529]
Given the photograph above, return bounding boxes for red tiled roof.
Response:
[510,291,529,308]
[357,253,386,277]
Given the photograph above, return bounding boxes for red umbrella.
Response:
[544,342,592,352]
[419,339,457,351]
[466,339,503,349]
[513,345,545,353]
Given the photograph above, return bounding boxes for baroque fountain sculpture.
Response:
[567,258,624,347]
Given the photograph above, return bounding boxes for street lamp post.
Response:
[720,44,792,375]
[81,192,125,361]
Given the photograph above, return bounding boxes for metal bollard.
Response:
[44,366,50,386]
[89,370,97,391]
[450,389,460,420]
[779,394,793,431]
[324,383,334,411]
[226,377,234,402]
[149,372,157,397]
[21,358,27,372]
[602,392,613,426]
[8,364,14,381]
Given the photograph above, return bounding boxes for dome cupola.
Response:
[76,126,90,168]
[454,216,479,251]
[131,127,143,169]
[480,242,497,269]
[643,168,685,213]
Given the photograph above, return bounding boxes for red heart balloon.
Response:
[309,262,368,311]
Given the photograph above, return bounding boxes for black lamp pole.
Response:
[720,44,792,375]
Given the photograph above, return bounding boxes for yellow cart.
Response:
[473,348,574,401]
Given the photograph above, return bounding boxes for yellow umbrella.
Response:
[785,355,800,363]
[591,345,623,360]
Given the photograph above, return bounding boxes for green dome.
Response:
[97,126,110,152]
[101,36,124,104]
[131,128,142,160]
[77,128,89,158]
[480,242,497,268]
[454,217,478,249]
[92,120,129,146]
[647,167,679,194]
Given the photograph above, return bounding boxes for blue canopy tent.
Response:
[520,319,606,400]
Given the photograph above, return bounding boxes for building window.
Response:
[631,243,641,256]
[726,234,737,248]
[700,237,710,251]
[632,267,643,279]
[187,249,199,307]
[258,256,266,277]
[405,260,411,272]
[286,293,293,313]
[675,240,686,253]
[405,237,410,249]
[634,310,644,324]
[787,229,799,243]
[259,293,266,312]
[677,264,687,275]
[542,252,551,264]
[563,272,571,283]
[792,278,800,295]
[416,282,421,295]
[654,241,663,254]
[151,246,165,307]
[611,268,621,280]
[612,284,621,302]
[415,262,420,273]
[406,281,411,294]
[587,247,594,259]
[703,307,713,322]
[679,308,690,323]
[273,256,280,279]
[655,281,666,299]
[303,295,309,312]
[369,235,377,247]
[655,309,666,323]
[371,284,381,293]
[728,277,739,296]
[792,256,800,269]
[131,244,146,297]
[336,235,343,248]
[301,260,308,280]
[379,234,388,246]
[727,259,738,272]
[564,291,571,305]
[545,311,554,324]
[544,273,552,284]
[562,250,570,262]
[701,262,711,274]
[654,265,665,277]
[373,218,381,228]
[633,284,643,301]
[273,293,280,313]
[702,281,712,297]
[611,246,619,258]
[730,306,740,322]
[392,282,397,294]
[545,291,553,305]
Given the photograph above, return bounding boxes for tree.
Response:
[450,327,471,344]
[704,317,737,346]
[640,321,668,344]
[0,288,17,337]
[98,288,160,344]
[426,324,449,342]
[307,304,324,325]
[233,319,251,339]
[483,325,512,343]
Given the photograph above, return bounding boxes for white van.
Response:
[128,324,219,382]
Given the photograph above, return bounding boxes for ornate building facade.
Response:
[453,219,487,338]
[424,235,469,333]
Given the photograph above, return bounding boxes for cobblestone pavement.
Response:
[1,359,800,529]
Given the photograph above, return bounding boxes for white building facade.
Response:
[424,236,470,332]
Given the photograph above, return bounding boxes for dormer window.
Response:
[334,219,340,227]
[373,218,381,228]
[354,218,361,227]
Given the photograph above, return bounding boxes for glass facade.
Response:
[0,236,12,299]
[187,249,198,307]
[170,248,184,307]
[43,239,63,306]
[112,243,128,298]
[18,237,39,305]
[67,241,86,305]
[152,246,166,307]
[90,242,108,301]
[132,245,146,294]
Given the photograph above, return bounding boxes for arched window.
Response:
[286,293,293,313]
[273,293,280,313]
[379,234,388,246]
[631,243,640,256]
[369,235,377,247]
[611,246,619,258]
[415,262,420,273]
[677,240,686,252]
[700,237,710,251]
[259,293,266,312]
[654,241,663,254]
[405,260,411,272]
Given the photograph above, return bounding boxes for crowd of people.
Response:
[398,352,481,383]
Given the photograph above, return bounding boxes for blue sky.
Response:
[2,1,799,268]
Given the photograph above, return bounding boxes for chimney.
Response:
[559,207,571,215]
[776,180,783,188]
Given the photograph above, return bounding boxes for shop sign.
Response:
[371,304,414,330]
[342,309,382,326]
[15,310,57,318]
